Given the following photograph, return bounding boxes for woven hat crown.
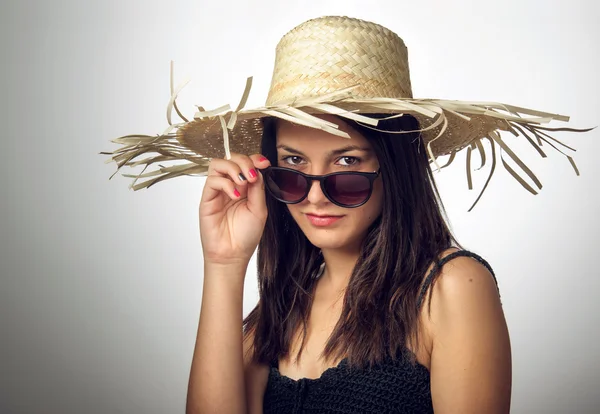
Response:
[266,16,413,106]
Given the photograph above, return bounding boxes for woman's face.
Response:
[275,115,384,251]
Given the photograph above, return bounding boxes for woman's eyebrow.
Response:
[327,145,372,157]
[276,145,307,157]
[276,144,371,157]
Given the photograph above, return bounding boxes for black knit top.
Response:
[263,250,498,414]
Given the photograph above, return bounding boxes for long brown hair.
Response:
[243,114,462,369]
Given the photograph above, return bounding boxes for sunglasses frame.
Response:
[261,166,381,208]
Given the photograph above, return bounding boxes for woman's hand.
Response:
[199,153,271,266]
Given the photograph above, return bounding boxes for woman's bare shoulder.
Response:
[425,249,511,412]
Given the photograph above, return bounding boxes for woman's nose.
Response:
[305,179,330,205]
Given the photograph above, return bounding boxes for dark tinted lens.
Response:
[325,174,371,206]
[266,169,308,202]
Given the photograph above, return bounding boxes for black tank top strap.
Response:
[416,250,500,310]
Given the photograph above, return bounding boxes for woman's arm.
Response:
[186,262,249,414]
[243,326,270,414]
[187,153,271,413]
[428,256,512,413]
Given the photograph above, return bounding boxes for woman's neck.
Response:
[319,247,361,292]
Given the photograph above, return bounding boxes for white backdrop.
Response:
[1,0,598,413]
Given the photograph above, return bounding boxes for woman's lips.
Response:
[305,214,344,227]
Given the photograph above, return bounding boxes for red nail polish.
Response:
[248,169,257,178]
[259,156,268,162]
[233,189,241,198]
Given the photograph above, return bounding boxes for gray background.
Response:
[1,0,599,413]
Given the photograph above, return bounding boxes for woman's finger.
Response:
[201,175,242,204]
[207,153,271,186]
[226,153,264,184]
[244,154,271,217]
[207,157,248,187]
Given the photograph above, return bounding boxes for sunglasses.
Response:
[261,166,381,208]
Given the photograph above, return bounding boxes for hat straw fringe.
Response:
[428,115,450,172]
[508,123,547,158]
[499,152,539,196]
[492,131,543,190]
[101,131,211,190]
[474,139,486,170]
[129,163,209,190]
[466,145,474,190]
[463,121,591,210]
[528,126,577,152]
[124,162,208,180]
[264,107,351,138]
[103,62,591,202]
[167,60,191,126]
[218,115,231,160]
[468,136,498,212]
[445,101,571,122]
[439,150,457,169]
[357,109,447,135]
[305,103,380,126]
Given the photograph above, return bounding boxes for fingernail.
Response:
[233,189,241,198]
[238,173,247,181]
[259,156,268,162]
[248,169,257,178]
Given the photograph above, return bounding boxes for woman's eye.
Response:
[282,156,304,166]
[338,156,360,166]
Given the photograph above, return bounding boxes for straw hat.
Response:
[103,16,590,210]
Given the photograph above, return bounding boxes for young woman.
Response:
[105,15,586,414]
[187,114,511,413]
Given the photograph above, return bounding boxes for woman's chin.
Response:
[303,230,359,251]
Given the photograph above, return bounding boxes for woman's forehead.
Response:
[275,116,371,151]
